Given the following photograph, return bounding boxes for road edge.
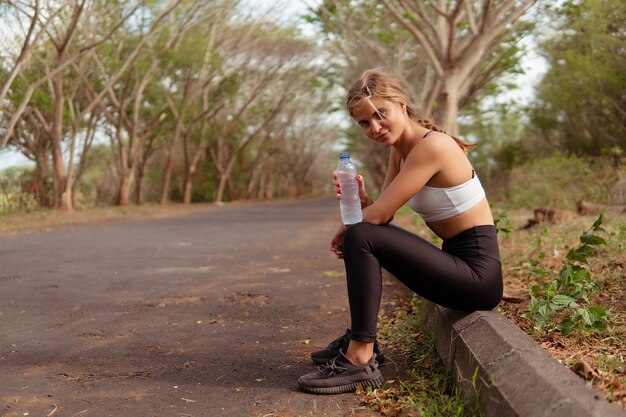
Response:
[423,301,626,417]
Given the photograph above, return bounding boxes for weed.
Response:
[494,211,512,234]
[358,295,483,417]
[522,214,612,335]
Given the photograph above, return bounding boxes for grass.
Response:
[1,198,623,412]
[0,202,216,235]
[355,293,483,417]
[495,210,626,407]
[380,208,626,413]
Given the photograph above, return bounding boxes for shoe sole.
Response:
[299,374,385,395]
[312,353,385,365]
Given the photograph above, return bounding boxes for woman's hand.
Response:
[330,223,349,259]
[333,171,374,208]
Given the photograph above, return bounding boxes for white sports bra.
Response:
[407,174,486,223]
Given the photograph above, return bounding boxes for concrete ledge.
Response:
[423,301,626,417]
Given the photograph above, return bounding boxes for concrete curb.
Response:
[423,301,626,417]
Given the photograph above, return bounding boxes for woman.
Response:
[298,68,503,395]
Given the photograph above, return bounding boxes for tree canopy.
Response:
[531,0,626,156]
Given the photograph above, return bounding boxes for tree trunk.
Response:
[160,117,184,205]
[135,159,148,205]
[51,74,68,209]
[214,174,227,203]
[34,152,52,207]
[182,166,194,204]
[135,175,145,205]
[182,146,204,204]
[118,170,134,206]
[261,155,274,199]
[434,72,461,134]
[246,158,266,199]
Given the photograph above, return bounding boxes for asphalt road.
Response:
[0,198,405,417]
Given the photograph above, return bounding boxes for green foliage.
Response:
[0,167,39,214]
[494,211,513,234]
[617,222,626,251]
[367,295,483,417]
[462,102,530,174]
[522,214,612,335]
[504,153,623,209]
[310,0,537,187]
[530,0,626,155]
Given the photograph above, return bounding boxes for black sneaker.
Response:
[298,350,384,395]
[311,328,385,365]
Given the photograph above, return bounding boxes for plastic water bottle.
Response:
[336,152,362,224]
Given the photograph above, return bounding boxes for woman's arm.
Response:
[364,149,401,221]
[334,149,400,209]
[363,140,443,225]
[380,148,401,194]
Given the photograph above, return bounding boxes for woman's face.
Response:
[353,97,406,147]
[352,97,407,147]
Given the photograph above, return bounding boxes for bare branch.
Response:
[446,0,466,65]
[381,0,443,75]
[1,54,79,149]
[490,0,535,37]
[403,0,438,43]
[78,2,143,53]
[426,0,448,17]
[55,1,84,56]
[0,0,63,108]
[464,1,478,35]
[480,0,493,34]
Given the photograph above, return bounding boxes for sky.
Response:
[0,0,547,170]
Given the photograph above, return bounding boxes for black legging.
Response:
[342,223,503,343]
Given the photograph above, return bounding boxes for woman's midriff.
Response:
[426,198,495,241]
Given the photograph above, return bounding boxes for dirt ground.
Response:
[394,209,626,410]
[0,203,219,237]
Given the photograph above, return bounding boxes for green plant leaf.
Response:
[559,318,576,336]
[566,248,588,263]
[587,304,607,318]
[579,234,606,245]
[552,294,577,307]
[591,214,604,231]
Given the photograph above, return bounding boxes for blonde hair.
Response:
[346,68,475,153]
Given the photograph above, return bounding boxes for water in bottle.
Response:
[336,152,362,224]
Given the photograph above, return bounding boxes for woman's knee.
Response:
[344,222,378,247]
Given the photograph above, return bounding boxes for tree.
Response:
[308,0,540,191]
[206,23,325,203]
[2,0,158,210]
[158,1,239,205]
[530,0,626,156]
[380,0,539,134]
[0,0,59,111]
[312,0,539,133]
[2,1,338,208]
[95,0,213,206]
[309,1,431,190]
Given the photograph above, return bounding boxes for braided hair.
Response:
[346,68,475,154]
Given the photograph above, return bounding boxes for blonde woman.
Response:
[298,68,503,394]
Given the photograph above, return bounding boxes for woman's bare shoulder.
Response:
[408,131,456,161]
[421,131,458,148]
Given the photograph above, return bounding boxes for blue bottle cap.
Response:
[339,152,350,159]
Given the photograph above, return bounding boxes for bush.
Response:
[502,153,623,210]
[0,167,39,215]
